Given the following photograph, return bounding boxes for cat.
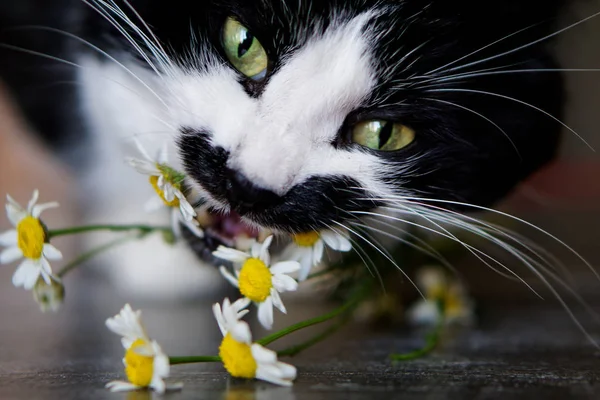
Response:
[0,0,573,299]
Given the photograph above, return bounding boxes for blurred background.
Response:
[0,1,600,398]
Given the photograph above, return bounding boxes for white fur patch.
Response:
[170,11,397,200]
[75,10,402,297]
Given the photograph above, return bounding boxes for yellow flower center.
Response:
[17,216,45,259]
[124,338,154,387]
[428,284,446,301]
[219,333,257,379]
[293,231,320,247]
[238,258,273,302]
[149,175,180,208]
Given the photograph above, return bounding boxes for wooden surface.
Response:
[0,275,600,400]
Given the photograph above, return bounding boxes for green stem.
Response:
[390,320,444,361]
[169,356,221,365]
[258,283,371,347]
[56,236,136,278]
[277,316,349,357]
[48,224,171,239]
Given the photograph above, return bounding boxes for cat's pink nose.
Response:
[224,168,281,214]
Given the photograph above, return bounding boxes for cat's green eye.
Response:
[351,120,415,151]
[222,17,268,80]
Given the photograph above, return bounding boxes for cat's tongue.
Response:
[213,211,259,239]
[197,208,262,249]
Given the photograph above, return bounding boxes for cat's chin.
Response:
[182,207,275,266]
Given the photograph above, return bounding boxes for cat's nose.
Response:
[224,169,281,214]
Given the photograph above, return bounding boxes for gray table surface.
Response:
[1,268,600,400]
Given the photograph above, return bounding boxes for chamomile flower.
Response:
[0,190,62,290]
[105,304,182,394]
[214,298,297,386]
[282,229,352,281]
[407,266,474,326]
[32,275,65,312]
[127,139,203,238]
[214,236,300,330]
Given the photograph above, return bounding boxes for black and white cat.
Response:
[0,0,573,298]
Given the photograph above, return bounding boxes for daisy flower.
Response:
[0,190,62,290]
[214,236,300,330]
[105,304,182,393]
[32,275,65,312]
[407,266,474,326]
[214,298,297,386]
[282,229,352,281]
[127,139,203,238]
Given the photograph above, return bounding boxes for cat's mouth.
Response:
[181,207,273,265]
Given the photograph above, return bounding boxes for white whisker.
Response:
[331,220,425,299]
[356,193,599,283]
[431,10,600,76]
[426,88,595,151]
[422,97,519,157]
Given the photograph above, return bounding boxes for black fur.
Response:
[1,0,567,233]
[179,129,376,233]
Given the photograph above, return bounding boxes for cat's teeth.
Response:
[196,207,213,227]
[258,228,273,243]
[234,234,254,251]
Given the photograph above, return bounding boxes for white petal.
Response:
[297,252,314,282]
[0,246,23,264]
[321,230,352,252]
[42,244,63,261]
[152,345,170,377]
[407,300,440,326]
[170,209,182,238]
[255,365,295,387]
[105,381,140,392]
[230,320,253,344]
[274,361,297,380]
[257,298,274,330]
[12,259,40,289]
[5,201,26,226]
[183,218,204,238]
[31,202,59,218]
[5,193,22,209]
[272,274,298,293]
[215,297,251,332]
[270,261,300,275]
[158,183,174,204]
[127,157,158,175]
[106,304,149,344]
[26,190,39,213]
[250,343,277,364]
[312,240,325,265]
[213,302,227,336]
[258,236,273,265]
[213,246,249,264]
[39,258,53,284]
[232,297,252,313]
[270,289,286,314]
[177,195,197,220]
[219,266,240,288]
[0,230,17,247]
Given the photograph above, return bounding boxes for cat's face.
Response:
[83,0,564,253]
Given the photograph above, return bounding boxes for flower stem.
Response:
[389,321,443,361]
[277,316,349,357]
[169,356,221,365]
[258,283,372,347]
[47,224,171,239]
[56,236,136,278]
